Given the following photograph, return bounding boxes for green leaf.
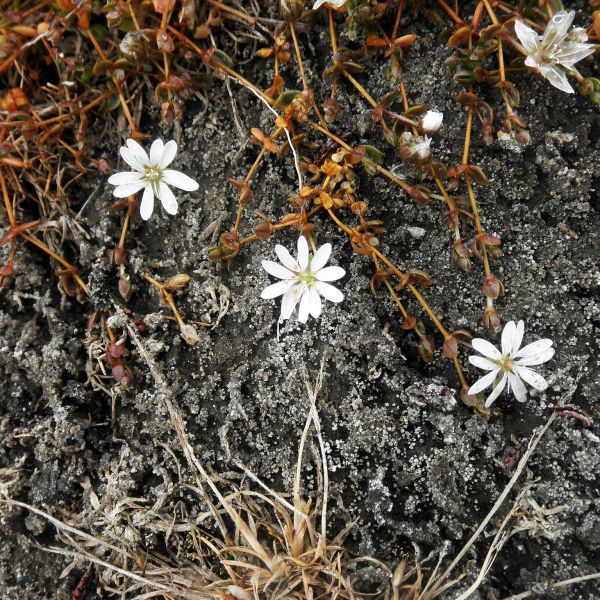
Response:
[105,95,121,111]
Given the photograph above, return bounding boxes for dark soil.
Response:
[1,2,599,599]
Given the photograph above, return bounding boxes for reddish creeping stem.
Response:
[554,404,592,428]
[71,567,93,600]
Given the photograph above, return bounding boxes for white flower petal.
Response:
[139,184,154,220]
[468,355,498,371]
[514,366,548,391]
[281,284,303,320]
[149,139,164,166]
[313,0,346,8]
[512,320,525,357]
[314,281,343,303]
[524,55,539,68]
[540,65,574,93]
[119,146,146,171]
[315,266,346,282]
[555,43,596,68]
[297,236,309,270]
[514,19,540,54]
[275,244,300,271]
[542,10,575,49]
[311,243,332,273]
[501,320,517,356]
[113,181,146,198]
[514,338,553,359]
[126,138,149,166]
[108,171,144,186]
[468,368,500,395]
[308,286,322,319]
[158,181,178,215]
[471,338,502,360]
[297,288,311,323]
[261,279,295,299]
[508,372,527,402]
[485,372,509,407]
[162,169,199,191]
[159,140,178,169]
[515,347,555,367]
[262,260,294,280]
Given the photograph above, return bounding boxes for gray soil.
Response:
[1,2,599,599]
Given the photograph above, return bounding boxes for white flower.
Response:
[261,236,345,323]
[468,320,555,407]
[421,110,444,134]
[514,11,596,94]
[108,138,199,220]
[313,0,347,9]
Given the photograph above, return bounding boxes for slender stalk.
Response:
[118,212,130,250]
[342,71,378,108]
[391,0,404,39]
[0,169,16,226]
[328,7,338,54]
[289,22,308,91]
[437,0,466,25]
[207,0,255,24]
[20,232,89,295]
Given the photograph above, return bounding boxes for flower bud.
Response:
[460,385,480,407]
[402,315,416,330]
[0,264,14,288]
[112,363,134,388]
[164,273,191,291]
[113,246,127,266]
[452,240,471,272]
[156,31,174,53]
[483,306,502,336]
[255,219,273,241]
[482,275,503,299]
[418,336,435,363]
[107,341,128,359]
[442,335,458,358]
[420,110,443,134]
[118,276,132,301]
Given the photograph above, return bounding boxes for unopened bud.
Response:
[0,264,14,288]
[107,341,128,359]
[420,110,444,134]
[164,273,191,291]
[255,220,273,241]
[112,363,134,388]
[482,275,503,299]
[402,315,416,330]
[483,307,502,336]
[442,335,458,358]
[452,240,471,272]
[113,246,127,266]
[156,30,174,53]
[118,276,133,301]
[461,385,480,407]
[418,336,435,363]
